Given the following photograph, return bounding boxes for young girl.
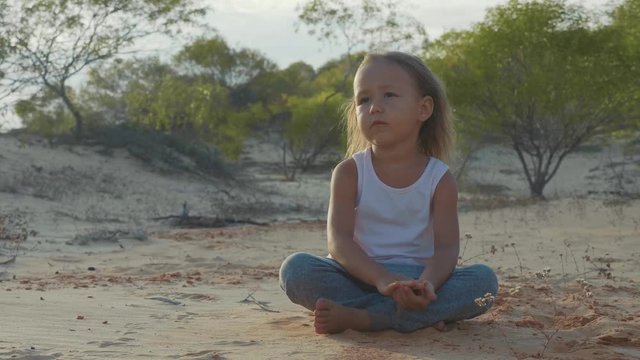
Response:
[279,52,498,334]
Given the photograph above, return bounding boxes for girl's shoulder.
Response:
[334,147,368,178]
[330,158,358,201]
[426,156,450,181]
[332,157,357,182]
[427,156,448,169]
[433,170,458,202]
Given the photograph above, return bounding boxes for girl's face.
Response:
[353,59,433,150]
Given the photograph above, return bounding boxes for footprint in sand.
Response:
[124,322,146,330]
[172,292,219,302]
[0,349,64,359]
[176,312,199,320]
[334,346,399,360]
[213,340,260,346]
[179,349,228,359]
[88,337,137,348]
[597,334,636,346]
[150,313,172,320]
[146,292,218,306]
[267,315,312,329]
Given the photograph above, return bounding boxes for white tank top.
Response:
[352,148,449,265]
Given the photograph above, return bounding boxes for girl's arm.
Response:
[327,159,406,291]
[419,171,460,290]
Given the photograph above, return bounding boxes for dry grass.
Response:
[66,227,148,246]
[0,165,125,201]
[0,211,36,259]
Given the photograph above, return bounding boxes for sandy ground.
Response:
[1,134,640,359]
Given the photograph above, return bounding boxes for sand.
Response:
[1,134,639,359]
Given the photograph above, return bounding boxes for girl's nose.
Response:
[369,99,384,114]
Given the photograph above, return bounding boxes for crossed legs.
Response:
[279,252,498,333]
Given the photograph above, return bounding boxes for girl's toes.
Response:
[433,321,447,332]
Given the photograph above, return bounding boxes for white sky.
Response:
[0,0,617,131]
[202,0,615,68]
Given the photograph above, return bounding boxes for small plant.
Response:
[457,233,500,267]
[459,233,473,261]
[474,292,496,308]
[562,240,581,275]
[529,267,560,358]
[582,254,614,280]
[457,234,508,271]
[510,243,524,276]
[66,227,147,246]
[576,278,593,298]
[534,267,551,279]
[0,212,36,259]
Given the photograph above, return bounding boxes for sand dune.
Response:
[1,134,639,359]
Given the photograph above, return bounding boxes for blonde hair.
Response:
[344,52,455,162]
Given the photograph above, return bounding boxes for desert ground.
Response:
[1,133,639,359]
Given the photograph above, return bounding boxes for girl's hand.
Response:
[376,273,411,296]
[375,273,412,296]
[390,280,437,311]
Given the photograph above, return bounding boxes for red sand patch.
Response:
[514,316,545,330]
[555,313,602,329]
[155,221,326,243]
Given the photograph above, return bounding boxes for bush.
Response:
[86,125,231,178]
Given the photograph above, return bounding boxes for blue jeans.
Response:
[279,252,499,333]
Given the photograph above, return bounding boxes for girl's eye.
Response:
[357,97,370,105]
[384,92,397,98]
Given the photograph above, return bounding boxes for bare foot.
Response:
[433,321,453,332]
[313,298,371,334]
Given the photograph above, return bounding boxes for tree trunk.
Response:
[514,142,549,199]
[282,140,298,181]
[50,83,84,140]
[62,95,83,140]
[529,178,546,199]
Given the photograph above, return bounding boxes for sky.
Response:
[202,0,615,68]
[0,0,616,131]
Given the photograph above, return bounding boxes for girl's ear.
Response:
[419,96,434,123]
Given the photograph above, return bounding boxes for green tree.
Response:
[174,35,277,108]
[0,0,15,115]
[298,0,426,54]
[79,59,141,127]
[282,90,346,179]
[607,0,640,165]
[175,35,276,89]
[175,34,336,178]
[240,60,320,179]
[246,61,316,109]
[612,0,640,58]
[0,0,8,70]
[22,57,171,135]
[78,56,256,159]
[2,0,207,139]
[171,36,282,158]
[262,55,355,180]
[427,0,631,198]
[276,61,316,97]
[610,0,640,122]
[0,0,7,68]
[120,57,256,159]
[130,78,243,158]
[14,87,75,137]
